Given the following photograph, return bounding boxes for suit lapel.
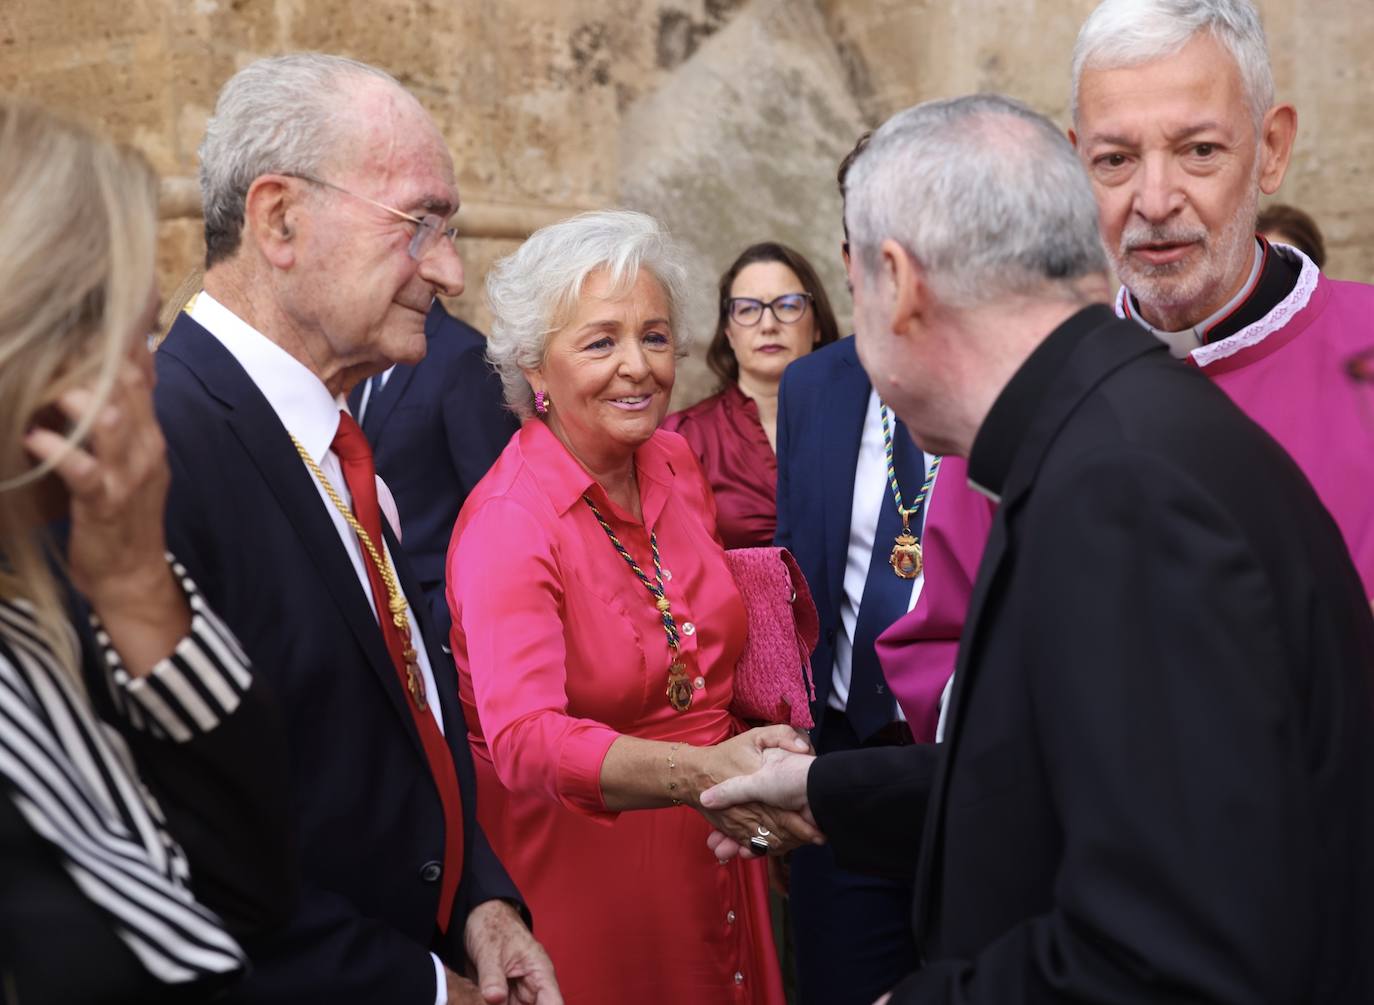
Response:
[910,505,1009,950]
[908,312,1161,951]
[162,315,427,760]
[822,341,873,608]
[363,362,416,442]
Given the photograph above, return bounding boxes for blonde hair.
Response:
[0,100,158,671]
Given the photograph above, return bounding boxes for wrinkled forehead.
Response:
[324,79,459,215]
[1077,32,1253,133]
[1075,35,1252,143]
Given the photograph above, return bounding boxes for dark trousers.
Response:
[790,710,918,1005]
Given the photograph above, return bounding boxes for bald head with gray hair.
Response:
[198,53,409,267]
[844,94,1108,311]
[1071,0,1274,127]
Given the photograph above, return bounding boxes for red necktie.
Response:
[332,412,465,932]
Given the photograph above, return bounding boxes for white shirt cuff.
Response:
[431,952,447,1005]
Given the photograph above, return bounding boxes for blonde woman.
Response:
[0,102,291,1002]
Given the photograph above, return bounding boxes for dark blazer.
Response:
[352,303,519,641]
[809,306,1374,1003]
[774,336,872,727]
[155,313,522,1004]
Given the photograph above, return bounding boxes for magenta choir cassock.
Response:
[446,419,786,1005]
[1115,248,1374,596]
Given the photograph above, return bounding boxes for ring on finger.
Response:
[748,835,770,855]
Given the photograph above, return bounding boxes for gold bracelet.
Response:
[667,743,682,805]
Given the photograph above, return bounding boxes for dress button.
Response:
[726,910,736,924]
[682,622,696,636]
[419,861,442,883]
[733,971,744,985]
[663,569,672,581]
[693,676,705,690]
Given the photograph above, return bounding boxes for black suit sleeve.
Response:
[433,823,530,969]
[444,342,519,499]
[808,744,937,881]
[888,449,1320,1004]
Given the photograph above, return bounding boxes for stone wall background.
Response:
[2,0,1368,407]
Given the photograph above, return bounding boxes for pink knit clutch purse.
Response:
[724,547,819,731]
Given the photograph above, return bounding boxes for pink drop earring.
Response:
[534,390,550,415]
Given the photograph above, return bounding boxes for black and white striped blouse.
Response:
[0,557,253,985]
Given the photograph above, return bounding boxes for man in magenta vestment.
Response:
[878,0,1374,735]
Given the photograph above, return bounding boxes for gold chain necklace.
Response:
[289,434,428,712]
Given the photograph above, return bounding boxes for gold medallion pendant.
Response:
[889,530,923,579]
[405,664,428,711]
[666,662,694,712]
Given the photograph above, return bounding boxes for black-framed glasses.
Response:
[283,172,458,261]
[726,292,814,326]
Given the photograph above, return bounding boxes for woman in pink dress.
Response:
[446,211,817,1004]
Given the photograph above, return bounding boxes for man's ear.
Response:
[1257,104,1297,195]
[1067,126,1079,150]
[243,175,299,270]
[883,238,929,339]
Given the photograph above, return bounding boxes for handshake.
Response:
[690,725,824,863]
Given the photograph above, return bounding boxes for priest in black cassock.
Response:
[701,91,1374,1005]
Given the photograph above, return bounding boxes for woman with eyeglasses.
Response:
[0,101,291,1002]
[664,243,840,548]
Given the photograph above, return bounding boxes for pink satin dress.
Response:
[447,420,785,1005]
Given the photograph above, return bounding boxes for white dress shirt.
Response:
[189,294,450,1004]
[829,388,938,720]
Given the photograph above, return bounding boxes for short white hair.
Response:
[199,52,403,266]
[1072,0,1274,127]
[845,94,1108,310]
[485,210,690,419]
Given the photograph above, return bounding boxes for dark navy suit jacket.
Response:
[352,303,519,641]
[774,336,873,730]
[155,312,521,1004]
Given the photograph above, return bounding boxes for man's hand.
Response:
[462,899,562,1004]
[700,746,818,861]
[691,726,821,857]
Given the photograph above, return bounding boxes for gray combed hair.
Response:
[844,94,1108,310]
[1071,0,1274,127]
[198,52,402,267]
[485,210,690,419]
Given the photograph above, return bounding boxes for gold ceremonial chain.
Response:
[289,434,428,712]
[582,494,693,712]
[879,405,942,580]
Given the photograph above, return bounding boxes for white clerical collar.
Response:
[1119,239,1264,359]
[189,292,345,463]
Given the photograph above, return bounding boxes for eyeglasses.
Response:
[284,172,458,261]
[726,292,814,327]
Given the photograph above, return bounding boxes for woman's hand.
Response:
[25,354,188,674]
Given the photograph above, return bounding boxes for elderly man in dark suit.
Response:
[156,53,560,1004]
[703,93,1374,1004]
[348,301,518,643]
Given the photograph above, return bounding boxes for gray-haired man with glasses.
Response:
[154,53,561,1005]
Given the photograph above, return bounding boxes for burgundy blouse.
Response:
[662,384,778,549]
